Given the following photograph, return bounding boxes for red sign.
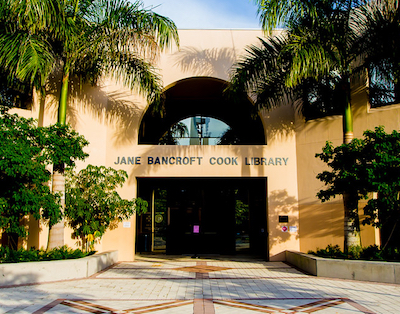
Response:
[281,226,288,232]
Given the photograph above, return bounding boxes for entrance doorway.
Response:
[136,178,268,257]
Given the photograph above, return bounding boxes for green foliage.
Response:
[44,245,93,261]
[316,138,370,207]
[309,244,400,261]
[316,126,400,250]
[0,107,89,241]
[360,127,400,228]
[359,245,383,261]
[317,126,400,223]
[235,200,249,225]
[65,165,148,250]
[0,245,93,263]
[309,244,346,259]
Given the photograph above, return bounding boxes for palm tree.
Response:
[1,0,178,110]
[55,0,179,125]
[230,0,387,251]
[1,0,179,249]
[48,0,178,249]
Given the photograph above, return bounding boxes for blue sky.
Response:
[140,0,261,29]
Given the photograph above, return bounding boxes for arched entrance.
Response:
[139,77,266,145]
[136,77,268,256]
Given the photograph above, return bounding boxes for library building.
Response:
[11,29,400,261]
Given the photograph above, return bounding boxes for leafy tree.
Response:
[65,165,148,251]
[317,126,400,251]
[316,138,369,248]
[0,107,88,249]
[360,127,400,250]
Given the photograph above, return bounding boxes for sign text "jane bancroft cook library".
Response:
[114,156,289,166]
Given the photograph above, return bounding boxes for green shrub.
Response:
[308,244,346,259]
[0,246,94,263]
[309,244,400,261]
[347,245,362,259]
[359,245,384,260]
[381,247,400,261]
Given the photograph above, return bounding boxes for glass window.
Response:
[369,64,398,108]
[159,116,232,145]
[300,76,343,120]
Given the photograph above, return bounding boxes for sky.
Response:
[140,0,261,29]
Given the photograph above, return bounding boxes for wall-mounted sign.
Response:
[279,215,289,223]
[114,155,289,166]
[281,226,288,232]
[193,225,200,234]
[289,226,298,233]
[123,222,131,228]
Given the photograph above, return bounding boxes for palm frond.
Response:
[104,50,163,104]
[229,35,291,110]
[7,0,60,32]
[254,0,319,32]
[84,0,178,60]
[0,33,55,87]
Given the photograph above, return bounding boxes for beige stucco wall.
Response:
[98,29,299,261]
[9,29,399,260]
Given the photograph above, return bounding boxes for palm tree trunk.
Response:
[47,165,65,250]
[58,68,70,125]
[47,67,70,250]
[343,191,361,250]
[343,99,353,145]
[342,82,361,252]
[81,235,85,251]
[47,0,80,250]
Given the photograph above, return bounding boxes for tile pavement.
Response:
[0,254,399,313]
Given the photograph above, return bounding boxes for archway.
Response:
[139,77,266,145]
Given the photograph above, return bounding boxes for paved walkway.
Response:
[0,254,399,313]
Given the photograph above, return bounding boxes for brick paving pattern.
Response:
[0,255,399,313]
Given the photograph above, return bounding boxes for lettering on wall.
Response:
[114,156,289,166]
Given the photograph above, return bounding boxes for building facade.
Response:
[10,29,400,261]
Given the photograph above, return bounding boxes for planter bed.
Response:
[0,250,118,287]
[285,250,400,284]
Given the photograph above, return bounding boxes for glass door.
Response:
[153,189,168,252]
